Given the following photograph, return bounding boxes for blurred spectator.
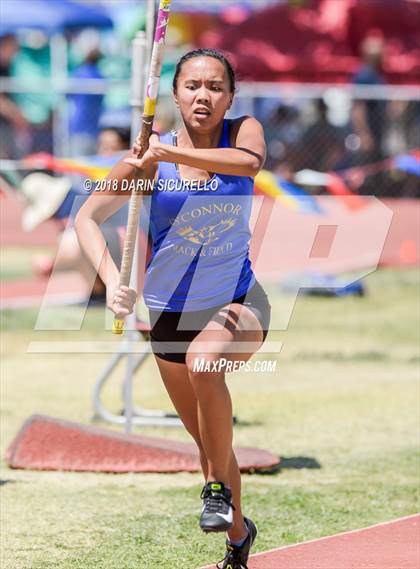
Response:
[19,125,130,302]
[351,34,387,162]
[11,33,54,155]
[264,103,303,171]
[0,34,30,159]
[385,100,420,156]
[292,99,344,173]
[68,47,104,156]
[97,126,130,156]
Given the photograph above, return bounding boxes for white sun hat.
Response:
[20,172,72,232]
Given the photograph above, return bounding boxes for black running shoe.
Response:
[216,517,258,569]
[200,481,234,533]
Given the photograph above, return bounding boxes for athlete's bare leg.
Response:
[185,303,264,542]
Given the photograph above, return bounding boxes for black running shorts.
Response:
[148,280,271,364]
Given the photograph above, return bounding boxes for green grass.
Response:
[1,267,419,569]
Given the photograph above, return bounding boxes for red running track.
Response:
[199,514,420,569]
[0,272,87,310]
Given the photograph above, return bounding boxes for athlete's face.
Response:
[174,57,233,133]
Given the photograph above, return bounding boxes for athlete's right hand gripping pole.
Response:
[113,0,172,335]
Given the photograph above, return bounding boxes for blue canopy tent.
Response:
[0,0,113,36]
[0,0,114,156]
[169,0,280,13]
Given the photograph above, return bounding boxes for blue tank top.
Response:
[143,118,256,311]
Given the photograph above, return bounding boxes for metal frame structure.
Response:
[91,329,181,428]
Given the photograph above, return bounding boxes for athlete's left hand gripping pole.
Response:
[113,0,172,335]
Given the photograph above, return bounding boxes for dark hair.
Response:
[100,127,131,147]
[172,48,236,94]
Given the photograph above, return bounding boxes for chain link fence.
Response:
[234,83,420,198]
[1,77,419,198]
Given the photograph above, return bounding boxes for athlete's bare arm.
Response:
[125,116,266,178]
[74,153,156,316]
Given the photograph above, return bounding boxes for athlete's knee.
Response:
[185,351,223,380]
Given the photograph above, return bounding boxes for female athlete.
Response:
[75,48,271,569]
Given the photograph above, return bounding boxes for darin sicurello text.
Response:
[94,178,219,192]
